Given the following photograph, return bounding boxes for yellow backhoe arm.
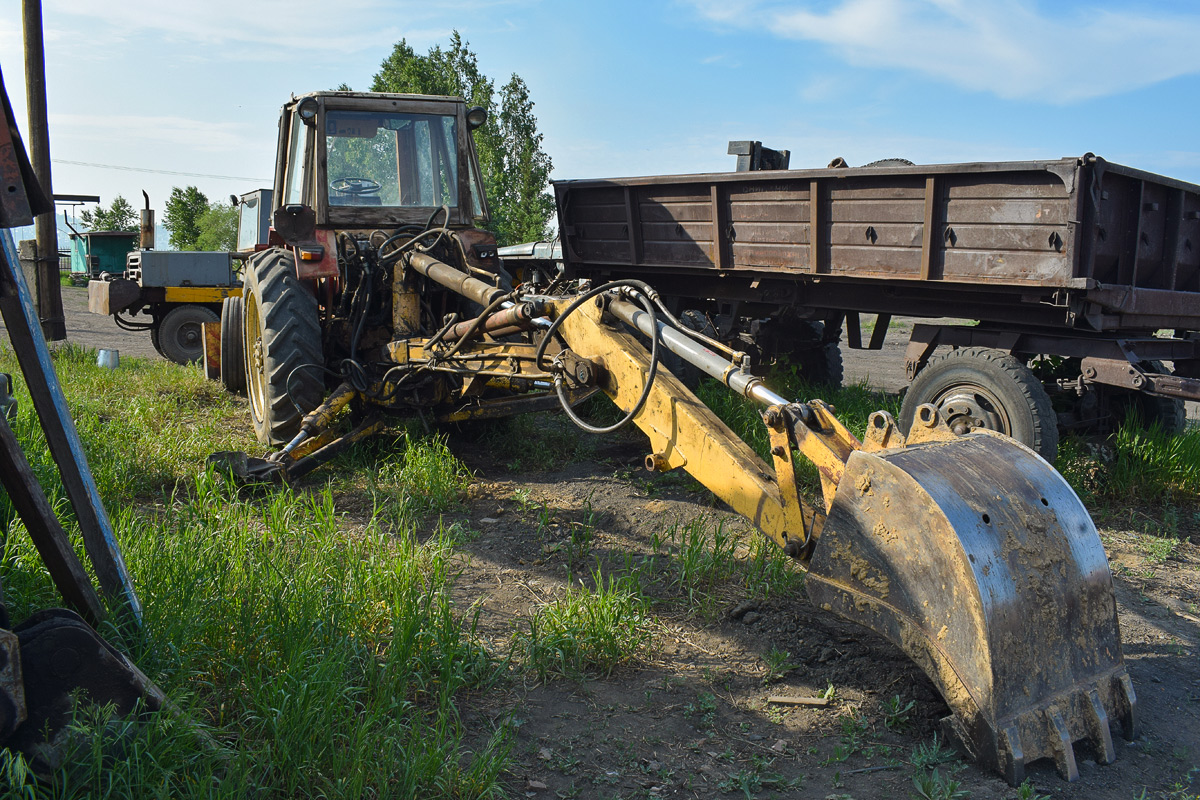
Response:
[551,291,1136,786]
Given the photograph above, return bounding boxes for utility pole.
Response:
[22,0,66,341]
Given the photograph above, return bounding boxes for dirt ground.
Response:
[40,289,1200,798]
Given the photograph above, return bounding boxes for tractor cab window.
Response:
[284,110,310,206]
[325,110,460,209]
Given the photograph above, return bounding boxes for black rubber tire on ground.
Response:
[157,304,219,365]
[219,295,246,395]
[243,249,324,445]
[789,320,843,388]
[1108,360,1187,434]
[900,346,1059,462]
[149,323,167,359]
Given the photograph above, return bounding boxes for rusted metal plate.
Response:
[202,321,221,381]
[0,628,25,741]
[86,278,142,315]
[806,430,1133,784]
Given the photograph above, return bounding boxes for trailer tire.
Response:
[790,321,843,388]
[220,296,246,395]
[900,346,1058,462]
[244,249,323,445]
[1108,360,1187,434]
[157,304,219,365]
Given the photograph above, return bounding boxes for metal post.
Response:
[22,0,66,341]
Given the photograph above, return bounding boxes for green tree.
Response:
[195,203,238,251]
[371,32,554,244]
[163,186,210,250]
[80,196,137,231]
[495,75,555,245]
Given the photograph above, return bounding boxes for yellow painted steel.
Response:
[163,286,241,304]
[554,298,817,552]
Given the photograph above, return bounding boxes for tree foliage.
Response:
[195,203,238,251]
[161,186,237,250]
[163,186,210,250]
[370,32,554,245]
[80,196,137,231]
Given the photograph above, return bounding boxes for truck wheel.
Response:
[900,346,1059,462]
[220,296,246,395]
[243,249,323,445]
[149,324,167,359]
[157,304,219,365]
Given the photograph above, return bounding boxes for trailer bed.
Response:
[554,156,1200,331]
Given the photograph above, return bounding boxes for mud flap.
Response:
[805,429,1135,784]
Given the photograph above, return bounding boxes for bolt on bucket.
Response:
[805,419,1134,784]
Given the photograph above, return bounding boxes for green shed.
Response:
[69,231,137,282]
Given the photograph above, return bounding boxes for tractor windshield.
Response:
[325,110,459,209]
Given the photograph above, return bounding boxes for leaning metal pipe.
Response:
[406,252,506,307]
[607,297,788,408]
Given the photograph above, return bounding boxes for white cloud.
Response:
[43,0,523,55]
[685,0,1200,102]
[49,113,255,153]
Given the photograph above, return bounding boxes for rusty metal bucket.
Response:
[806,423,1135,784]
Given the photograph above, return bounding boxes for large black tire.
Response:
[789,320,843,388]
[157,304,219,365]
[220,295,246,395]
[900,346,1059,462]
[243,249,324,445]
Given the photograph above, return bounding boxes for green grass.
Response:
[646,514,804,612]
[1058,414,1200,505]
[0,345,510,798]
[512,570,653,681]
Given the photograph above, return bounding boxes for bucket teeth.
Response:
[1085,689,1116,764]
[1049,710,1079,781]
[805,432,1135,784]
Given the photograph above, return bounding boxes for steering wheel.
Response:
[330,177,382,196]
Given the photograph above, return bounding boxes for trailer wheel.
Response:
[900,346,1059,462]
[219,296,246,395]
[789,321,843,388]
[157,304,218,365]
[1105,360,1187,434]
[243,249,323,445]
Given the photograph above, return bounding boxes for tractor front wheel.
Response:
[243,249,324,445]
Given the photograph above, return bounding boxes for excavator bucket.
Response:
[805,420,1134,785]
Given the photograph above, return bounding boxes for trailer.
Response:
[529,150,1200,460]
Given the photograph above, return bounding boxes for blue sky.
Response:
[3,0,1200,231]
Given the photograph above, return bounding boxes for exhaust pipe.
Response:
[140,191,154,250]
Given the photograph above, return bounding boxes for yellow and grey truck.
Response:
[87,190,270,364]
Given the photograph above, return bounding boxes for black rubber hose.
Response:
[535,279,662,434]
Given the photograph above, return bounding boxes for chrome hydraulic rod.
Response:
[606,297,788,407]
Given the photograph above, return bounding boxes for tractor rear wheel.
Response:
[157,304,218,365]
[219,295,246,395]
[243,249,324,445]
[900,346,1058,462]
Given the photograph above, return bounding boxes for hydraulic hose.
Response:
[535,279,662,434]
